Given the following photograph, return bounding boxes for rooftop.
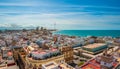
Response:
[81,59,101,69]
[83,43,106,49]
[42,62,58,69]
[80,58,118,69]
[59,64,71,69]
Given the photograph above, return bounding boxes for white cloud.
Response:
[0,2,35,6]
[0,0,120,30]
[0,12,120,30]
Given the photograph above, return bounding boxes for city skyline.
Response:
[0,0,120,30]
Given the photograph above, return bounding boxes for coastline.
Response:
[0,28,120,38]
[54,30,120,38]
[0,27,120,69]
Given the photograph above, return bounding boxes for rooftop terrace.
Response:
[80,58,118,69]
[83,43,106,49]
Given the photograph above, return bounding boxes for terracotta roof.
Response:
[81,58,118,69]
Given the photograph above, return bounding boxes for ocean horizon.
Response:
[0,28,120,37]
[54,30,120,37]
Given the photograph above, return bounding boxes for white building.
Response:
[42,62,58,69]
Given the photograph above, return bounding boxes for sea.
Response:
[54,30,120,37]
[0,27,120,37]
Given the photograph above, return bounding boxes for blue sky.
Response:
[0,0,120,30]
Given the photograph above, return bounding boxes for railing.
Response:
[26,55,64,63]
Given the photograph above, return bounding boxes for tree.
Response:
[78,61,84,66]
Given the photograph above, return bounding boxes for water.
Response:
[54,30,120,37]
[1,27,120,37]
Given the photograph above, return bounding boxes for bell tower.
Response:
[61,46,73,63]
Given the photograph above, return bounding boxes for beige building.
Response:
[13,46,74,69]
[42,62,58,69]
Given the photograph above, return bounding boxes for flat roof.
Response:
[42,62,58,69]
[81,58,118,69]
[59,64,71,69]
[83,43,106,49]
[32,48,58,55]
[81,59,101,69]
[32,51,46,55]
